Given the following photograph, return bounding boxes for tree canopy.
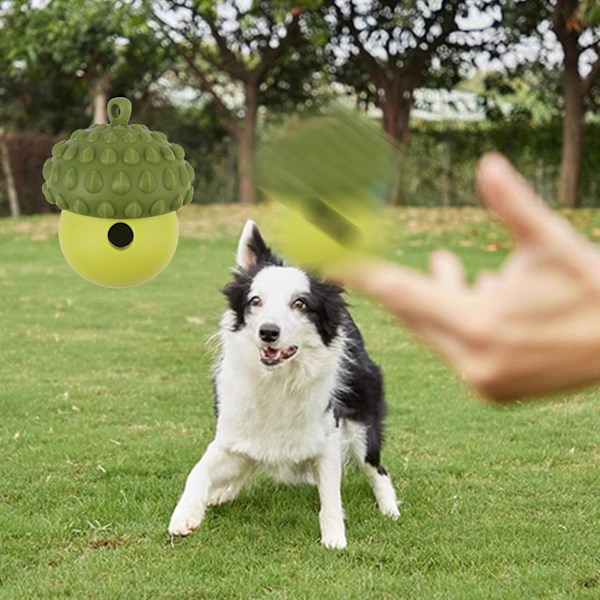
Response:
[150,0,319,203]
[0,0,166,131]
[1,0,599,206]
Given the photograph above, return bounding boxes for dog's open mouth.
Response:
[260,345,298,366]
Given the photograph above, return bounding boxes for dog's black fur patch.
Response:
[303,278,347,347]
[334,315,387,468]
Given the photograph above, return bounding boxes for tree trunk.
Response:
[237,83,258,204]
[380,85,412,205]
[0,132,20,217]
[557,29,584,207]
[555,0,584,208]
[380,86,412,148]
[89,73,112,125]
[558,77,584,208]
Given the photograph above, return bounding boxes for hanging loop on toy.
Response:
[107,97,132,126]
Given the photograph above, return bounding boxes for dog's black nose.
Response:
[259,323,280,343]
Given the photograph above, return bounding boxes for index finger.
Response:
[476,153,575,246]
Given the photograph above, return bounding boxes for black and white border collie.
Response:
[169,220,398,549]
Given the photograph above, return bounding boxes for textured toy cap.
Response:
[42,97,195,219]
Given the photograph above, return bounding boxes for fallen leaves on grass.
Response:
[86,536,130,550]
[0,216,58,237]
[185,316,205,326]
[178,204,266,239]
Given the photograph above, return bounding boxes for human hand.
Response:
[334,153,600,402]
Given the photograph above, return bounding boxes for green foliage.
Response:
[154,114,600,207]
[141,102,234,204]
[258,44,331,114]
[0,0,85,132]
[480,66,563,123]
[402,120,600,207]
[1,209,600,597]
[161,0,302,70]
[581,0,600,27]
[1,0,598,209]
[486,0,549,53]
[483,0,600,110]
[0,0,168,133]
[263,0,324,10]
[325,0,492,106]
[155,0,325,112]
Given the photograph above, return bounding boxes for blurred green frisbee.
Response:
[256,108,399,269]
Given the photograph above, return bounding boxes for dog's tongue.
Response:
[264,347,280,359]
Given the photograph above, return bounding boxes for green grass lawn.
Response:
[1,206,599,599]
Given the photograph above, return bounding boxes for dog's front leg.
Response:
[314,432,347,549]
[169,441,250,537]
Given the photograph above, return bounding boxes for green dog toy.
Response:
[42,97,195,288]
[256,108,398,270]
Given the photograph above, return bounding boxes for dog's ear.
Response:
[236,220,282,270]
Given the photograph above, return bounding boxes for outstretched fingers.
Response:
[333,259,465,331]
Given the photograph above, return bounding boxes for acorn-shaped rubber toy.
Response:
[42,97,195,288]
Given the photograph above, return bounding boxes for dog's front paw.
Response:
[319,515,347,550]
[168,501,205,537]
[379,500,400,520]
[320,529,347,550]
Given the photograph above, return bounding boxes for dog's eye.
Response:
[248,296,262,308]
[291,298,306,311]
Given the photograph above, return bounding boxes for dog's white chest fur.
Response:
[214,343,342,465]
